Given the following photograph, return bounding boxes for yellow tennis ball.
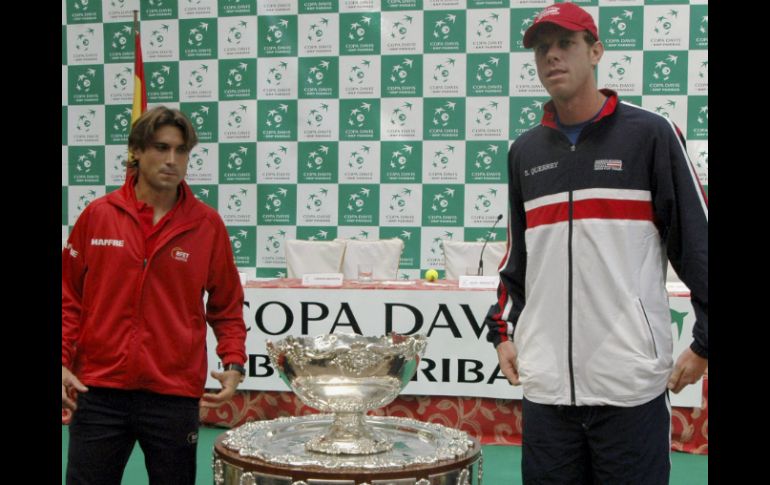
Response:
[425,269,439,281]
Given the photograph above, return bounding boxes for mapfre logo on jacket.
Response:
[90,238,124,247]
[171,247,190,263]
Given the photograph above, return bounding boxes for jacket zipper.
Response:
[567,145,575,406]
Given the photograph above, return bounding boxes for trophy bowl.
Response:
[266,333,427,455]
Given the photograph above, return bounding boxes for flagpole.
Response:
[127,9,145,178]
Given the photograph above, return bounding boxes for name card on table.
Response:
[458,275,499,289]
[301,273,344,286]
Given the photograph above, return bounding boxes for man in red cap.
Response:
[484,3,708,483]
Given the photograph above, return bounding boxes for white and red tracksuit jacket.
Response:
[62,175,246,399]
[485,90,708,407]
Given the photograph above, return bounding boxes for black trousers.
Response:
[66,387,200,485]
[521,391,671,485]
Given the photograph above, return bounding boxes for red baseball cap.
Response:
[522,3,599,49]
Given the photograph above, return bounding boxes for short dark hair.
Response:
[128,106,198,161]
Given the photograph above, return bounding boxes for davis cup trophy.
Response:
[212,333,483,485]
[267,332,427,454]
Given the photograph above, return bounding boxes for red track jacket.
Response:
[62,175,246,398]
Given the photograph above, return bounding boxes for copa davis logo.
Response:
[384,57,419,97]
[76,189,98,212]
[645,52,687,95]
[471,11,504,50]
[264,60,289,92]
[388,188,413,214]
[260,16,296,57]
[601,7,642,51]
[341,144,375,182]
[301,15,334,56]
[182,20,214,58]
[340,185,378,226]
[145,23,174,60]
[259,144,292,182]
[387,14,415,47]
[472,188,499,214]
[222,19,252,58]
[472,144,500,172]
[306,16,330,44]
[518,99,544,129]
[112,66,132,94]
[108,106,132,140]
[343,14,378,54]
[472,100,503,136]
[430,187,456,214]
[71,26,99,63]
[227,188,248,212]
[75,108,97,134]
[304,144,331,172]
[171,246,190,263]
[343,100,378,140]
[259,101,295,141]
[225,146,248,172]
[647,7,685,49]
[68,0,98,22]
[386,101,418,138]
[222,187,255,225]
[386,143,416,173]
[302,58,335,97]
[222,60,255,100]
[186,64,210,89]
[424,185,463,226]
[427,56,461,97]
[428,11,463,52]
[187,146,208,173]
[427,100,462,139]
[305,188,330,213]
[229,228,255,266]
[181,103,216,142]
[468,54,508,96]
[220,101,253,141]
[71,66,102,104]
[262,229,287,258]
[302,102,333,139]
[427,230,456,267]
[259,228,289,277]
[260,186,294,225]
[429,144,459,175]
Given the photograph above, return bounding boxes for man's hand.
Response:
[667,347,708,394]
[200,370,243,408]
[496,341,520,386]
[62,365,88,411]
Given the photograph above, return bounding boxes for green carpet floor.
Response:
[62,425,707,484]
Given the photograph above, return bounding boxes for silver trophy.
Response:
[266,333,427,455]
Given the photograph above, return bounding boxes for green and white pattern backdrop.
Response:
[62,0,708,279]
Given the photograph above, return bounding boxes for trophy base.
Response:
[213,414,483,485]
[305,431,393,455]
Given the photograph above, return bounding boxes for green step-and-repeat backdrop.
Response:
[62,0,708,279]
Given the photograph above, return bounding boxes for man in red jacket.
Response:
[62,106,247,484]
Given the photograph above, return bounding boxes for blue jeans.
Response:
[521,391,671,485]
[66,387,200,485]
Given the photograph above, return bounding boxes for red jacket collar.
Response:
[108,172,197,219]
[541,89,619,129]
